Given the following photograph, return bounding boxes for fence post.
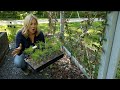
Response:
[97,11,119,79]
[106,12,120,79]
[60,11,64,41]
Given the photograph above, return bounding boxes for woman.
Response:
[12,14,45,75]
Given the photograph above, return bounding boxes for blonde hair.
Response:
[21,14,40,38]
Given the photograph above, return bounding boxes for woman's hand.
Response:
[12,43,22,57]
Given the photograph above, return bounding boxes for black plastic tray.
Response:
[25,53,64,73]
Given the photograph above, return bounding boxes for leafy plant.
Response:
[24,36,62,63]
[24,46,34,55]
[63,11,107,79]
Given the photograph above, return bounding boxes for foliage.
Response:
[63,11,108,79]
[116,61,120,78]
[24,46,34,55]
[0,24,22,43]
[0,11,107,20]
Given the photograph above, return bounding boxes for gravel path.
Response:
[0,43,87,79]
[0,49,53,79]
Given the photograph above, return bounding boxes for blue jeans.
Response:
[14,54,28,71]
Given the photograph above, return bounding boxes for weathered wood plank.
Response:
[0,32,9,64]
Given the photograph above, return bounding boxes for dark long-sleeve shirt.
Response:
[15,30,45,55]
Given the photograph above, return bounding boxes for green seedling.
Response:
[24,36,62,64]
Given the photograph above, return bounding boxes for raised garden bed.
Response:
[25,50,64,72]
[0,32,9,65]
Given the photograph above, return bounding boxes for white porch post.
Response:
[97,12,119,79]
[106,12,120,79]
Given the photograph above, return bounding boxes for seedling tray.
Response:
[25,51,64,72]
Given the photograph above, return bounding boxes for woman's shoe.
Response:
[23,68,31,75]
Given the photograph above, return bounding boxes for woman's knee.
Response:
[14,54,26,68]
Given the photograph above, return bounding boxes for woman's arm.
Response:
[38,31,45,43]
[12,31,23,56]
[12,43,22,56]
[15,31,22,48]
